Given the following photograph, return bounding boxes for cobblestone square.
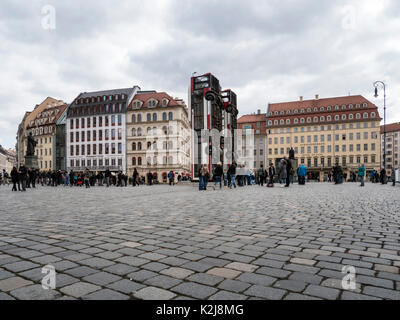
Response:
[0,183,399,300]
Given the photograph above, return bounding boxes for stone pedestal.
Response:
[25,156,39,169]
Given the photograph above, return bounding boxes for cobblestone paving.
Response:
[0,183,399,300]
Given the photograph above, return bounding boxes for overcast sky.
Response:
[1,0,399,149]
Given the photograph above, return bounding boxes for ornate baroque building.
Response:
[126,91,190,183]
[266,95,382,181]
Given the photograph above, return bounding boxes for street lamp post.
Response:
[373,81,386,181]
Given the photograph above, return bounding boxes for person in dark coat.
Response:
[213,162,223,190]
[132,168,139,187]
[11,166,20,191]
[227,162,237,189]
[28,168,36,188]
[18,163,27,191]
[284,157,292,187]
[268,163,276,187]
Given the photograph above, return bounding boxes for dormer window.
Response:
[356,104,360,109]
[342,105,346,110]
[335,105,339,110]
[320,107,324,111]
[363,103,368,108]
[286,110,291,115]
[327,106,331,111]
[313,107,318,112]
[148,100,157,108]
[162,99,168,107]
[294,109,298,114]
[349,104,353,109]
[280,111,284,115]
[301,109,305,113]
[274,111,278,116]
[307,108,311,112]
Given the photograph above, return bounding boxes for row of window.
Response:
[70,158,123,168]
[269,122,377,134]
[70,115,122,129]
[131,141,174,151]
[269,132,378,145]
[131,126,176,137]
[296,155,377,167]
[132,99,169,109]
[75,94,126,105]
[69,103,126,117]
[70,143,122,156]
[268,112,376,126]
[131,112,173,123]
[40,160,52,170]
[268,143,377,155]
[36,148,51,156]
[131,156,175,166]
[268,103,369,117]
[35,137,52,144]
[70,129,122,142]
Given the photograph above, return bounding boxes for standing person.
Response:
[279,159,287,186]
[147,172,153,186]
[132,168,139,187]
[18,163,27,191]
[3,169,10,186]
[105,168,111,187]
[213,162,223,190]
[297,164,307,185]
[64,171,70,187]
[380,168,386,184]
[228,162,237,189]
[11,166,20,191]
[29,168,36,188]
[358,163,365,187]
[285,157,292,188]
[370,170,375,183]
[123,173,128,187]
[391,169,396,187]
[268,163,276,187]
[84,169,90,188]
[201,165,209,190]
[0,170,2,186]
[258,165,265,187]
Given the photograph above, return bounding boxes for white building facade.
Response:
[66,87,140,173]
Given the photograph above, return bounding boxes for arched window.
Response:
[147,127,151,135]
[294,118,299,124]
[153,113,157,121]
[300,118,305,123]
[313,117,318,122]
[349,104,353,109]
[131,128,136,136]
[147,113,151,121]
[162,126,168,135]
[163,156,167,165]
[294,109,298,114]
[320,107,324,111]
[371,112,376,118]
[307,108,311,113]
[132,114,136,123]
[168,112,173,121]
[153,127,157,135]
[313,107,318,112]
[363,112,368,119]
[138,142,142,150]
[342,105,346,110]
[327,115,332,121]
[132,142,136,151]
[138,157,142,165]
[132,157,136,165]
[363,103,368,108]
[137,114,142,122]
[137,128,142,136]
[335,115,340,121]
[147,141,152,149]
[307,117,311,123]
[335,105,339,110]
[356,113,361,119]
[320,116,325,122]
[349,114,354,119]
[168,141,173,149]
[342,114,347,120]
[268,120,273,125]
[280,119,284,125]
[162,112,167,121]
[168,156,173,164]
[274,120,278,125]
[327,106,331,111]
[286,119,290,124]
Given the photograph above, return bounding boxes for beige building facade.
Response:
[16,97,65,167]
[126,91,190,183]
[381,122,400,176]
[266,95,382,181]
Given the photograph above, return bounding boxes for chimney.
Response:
[299,96,303,101]
[257,109,261,114]
[315,94,319,100]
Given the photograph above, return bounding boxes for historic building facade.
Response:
[266,95,382,181]
[238,110,267,170]
[16,97,65,165]
[26,103,68,170]
[126,91,190,183]
[66,86,140,173]
[0,146,16,173]
[381,122,400,176]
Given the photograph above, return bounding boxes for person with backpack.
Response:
[168,171,175,186]
[213,162,223,190]
[358,164,366,187]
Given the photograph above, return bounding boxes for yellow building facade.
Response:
[266,95,382,181]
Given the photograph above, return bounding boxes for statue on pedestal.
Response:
[289,147,295,160]
[26,132,37,156]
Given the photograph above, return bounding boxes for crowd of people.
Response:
[1,160,397,192]
[1,164,190,192]
[197,158,398,191]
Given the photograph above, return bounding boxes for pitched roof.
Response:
[78,87,137,99]
[268,95,377,113]
[381,122,400,134]
[238,114,266,123]
[128,91,186,110]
